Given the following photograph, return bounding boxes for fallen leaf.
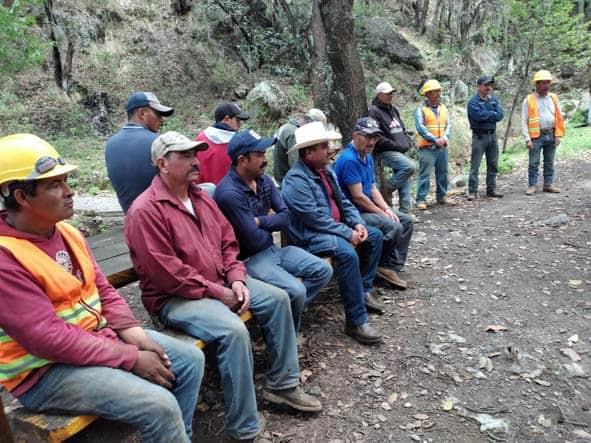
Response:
[401,392,409,400]
[388,392,399,404]
[537,414,552,428]
[561,348,582,362]
[381,402,392,411]
[442,400,454,411]
[300,369,313,384]
[414,413,429,420]
[569,279,583,288]
[568,334,579,344]
[403,402,412,408]
[534,379,552,387]
[486,324,508,333]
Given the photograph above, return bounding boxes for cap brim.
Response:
[149,102,174,117]
[237,111,251,120]
[36,164,78,181]
[357,128,383,136]
[167,141,209,154]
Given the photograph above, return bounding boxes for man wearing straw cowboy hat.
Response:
[282,122,384,346]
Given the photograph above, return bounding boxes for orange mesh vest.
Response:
[417,104,448,148]
[526,93,565,139]
[0,222,107,391]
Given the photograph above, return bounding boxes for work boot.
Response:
[486,189,504,198]
[437,196,455,205]
[376,267,407,289]
[263,386,322,412]
[408,213,421,223]
[344,322,382,345]
[525,186,536,195]
[416,201,427,210]
[467,192,477,201]
[364,292,385,314]
[543,184,561,193]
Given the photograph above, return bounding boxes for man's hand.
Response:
[384,207,399,222]
[118,326,171,368]
[435,139,446,148]
[132,350,175,388]
[555,137,561,146]
[350,229,362,246]
[355,224,368,242]
[219,287,240,311]
[526,140,533,150]
[231,280,250,314]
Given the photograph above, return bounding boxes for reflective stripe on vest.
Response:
[527,93,565,139]
[0,222,107,391]
[418,104,448,147]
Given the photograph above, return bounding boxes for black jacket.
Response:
[368,97,412,154]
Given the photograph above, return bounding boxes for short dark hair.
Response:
[231,152,252,167]
[2,181,38,211]
[127,106,146,120]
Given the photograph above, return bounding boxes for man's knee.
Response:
[334,242,360,268]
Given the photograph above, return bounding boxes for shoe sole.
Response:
[376,271,407,290]
[344,329,383,345]
[262,390,322,412]
[543,189,560,193]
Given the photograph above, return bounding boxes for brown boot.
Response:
[525,186,536,196]
[376,267,407,289]
[543,184,561,193]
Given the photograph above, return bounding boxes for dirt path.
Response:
[71,154,590,443]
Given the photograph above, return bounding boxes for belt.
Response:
[473,129,495,135]
[540,128,554,135]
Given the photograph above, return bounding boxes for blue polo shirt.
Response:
[333,142,375,202]
[105,123,158,213]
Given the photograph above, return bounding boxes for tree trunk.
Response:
[172,0,193,15]
[308,0,330,110]
[318,0,367,143]
[44,0,74,93]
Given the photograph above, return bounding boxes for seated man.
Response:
[0,134,203,443]
[125,131,321,442]
[281,122,385,346]
[214,130,333,333]
[334,117,413,297]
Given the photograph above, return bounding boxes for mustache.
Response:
[261,162,268,169]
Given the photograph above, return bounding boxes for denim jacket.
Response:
[281,160,365,255]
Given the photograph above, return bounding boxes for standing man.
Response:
[334,117,413,296]
[273,109,327,185]
[0,134,203,443]
[214,130,333,333]
[414,79,452,210]
[196,101,251,185]
[282,122,384,345]
[105,91,174,213]
[368,82,417,216]
[521,70,565,195]
[467,75,505,200]
[125,131,322,442]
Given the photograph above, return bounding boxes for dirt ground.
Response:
[69,152,590,443]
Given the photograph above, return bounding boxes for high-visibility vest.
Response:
[417,103,448,148]
[526,93,565,139]
[0,222,107,391]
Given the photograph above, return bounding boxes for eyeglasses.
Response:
[27,156,66,179]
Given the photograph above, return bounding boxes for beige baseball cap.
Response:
[151,131,208,164]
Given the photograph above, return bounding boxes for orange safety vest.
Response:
[0,222,107,391]
[526,93,565,139]
[417,103,449,148]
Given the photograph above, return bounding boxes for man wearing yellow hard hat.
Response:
[414,79,453,210]
[0,134,203,442]
[521,70,565,195]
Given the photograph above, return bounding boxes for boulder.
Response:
[560,99,579,119]
[359,17,424,70]
[471,48,500,76]
[451,80,470,104]
[245,80,290,121]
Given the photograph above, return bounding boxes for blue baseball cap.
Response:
[353,117,382,136]
[227,130,276,161]
[126,91,174,116]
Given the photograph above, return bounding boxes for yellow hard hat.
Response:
[532,70,553,85]
[0,134,77,186]
[420,79,442,96]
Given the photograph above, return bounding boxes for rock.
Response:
[535,213,570,227]
[358,17,424,70]
[471,48,500,76]
[450,175,467,188]
[233,84,250,99]
[563,362,588,378]
[573,429,591,440]
[561,99,580,118]
[245,80,290,121]
[452,80,470,104]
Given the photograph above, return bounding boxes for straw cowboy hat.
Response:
[287,121,342,154]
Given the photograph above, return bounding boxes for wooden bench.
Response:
[1,227,252,442]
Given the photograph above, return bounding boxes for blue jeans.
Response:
[245,245,333,332]
[528,133,556,186]
[325,226,383,326]
[18,330,204,443]
[159,276,299,440]
[361,210,413,272]
[379,151,416,212]
[469,133,499,193]
[416,147,448,203]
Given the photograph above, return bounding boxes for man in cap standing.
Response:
[521,70,565,195]
[282,122,384,346]
[368,82,417,216]
[414,79,452,209]
[195,101,251,185]
[105,91,174,213]
[125,131,322,442]
[467,75,505,200]
[215,130,333,333]
[334,117,413,298]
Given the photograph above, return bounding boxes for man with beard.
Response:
[214,130,333,333]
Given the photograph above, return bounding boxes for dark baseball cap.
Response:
[126,92,174,116]
[214,102,251,122]
[227,130,276,161]
[477,75,495,86]
[353,117,383,136]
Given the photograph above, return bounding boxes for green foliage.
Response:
[0,0,46,78]
[557,126,591,159]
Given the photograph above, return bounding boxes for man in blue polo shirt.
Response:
[334,117,413,294]
[105,91,174,213]
[214,130,333,333]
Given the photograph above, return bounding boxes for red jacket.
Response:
[195,126,236,184]
[125,175,246,315]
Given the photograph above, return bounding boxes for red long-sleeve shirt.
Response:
[124,175,246,315]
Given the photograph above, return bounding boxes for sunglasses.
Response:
[27,156,66,179]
